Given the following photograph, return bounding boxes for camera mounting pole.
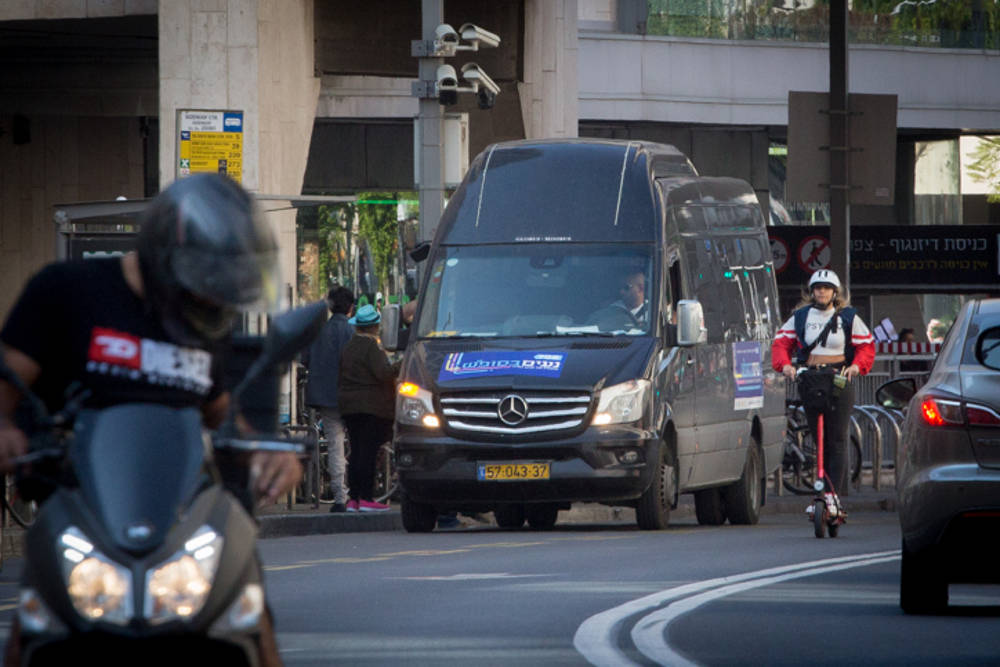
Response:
[413,0,447,254]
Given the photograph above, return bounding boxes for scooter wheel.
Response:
[813,500,826,538]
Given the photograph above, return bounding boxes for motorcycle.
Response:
[1,302,326,666]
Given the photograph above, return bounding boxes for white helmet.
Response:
[808,268,841,290]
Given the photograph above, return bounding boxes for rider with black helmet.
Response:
[0,172,299,497]
[0,173,298,667]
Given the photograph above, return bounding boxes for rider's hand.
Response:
[250,450,304,506]
[844,364,861,380]
[782,364,796,379]
[0,420,28,474]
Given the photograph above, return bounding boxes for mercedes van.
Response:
[387,139,785,531]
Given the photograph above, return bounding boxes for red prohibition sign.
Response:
[797,235,830,272]
[769,236,790,274]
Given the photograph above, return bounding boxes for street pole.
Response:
[829,0,850,286]
[417,0,445,248]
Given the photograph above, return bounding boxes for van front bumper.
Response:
[394,426,658,507]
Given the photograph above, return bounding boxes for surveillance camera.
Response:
[458,23,501,50]
[434,23,458,44]
[460,62,500,96]
[476,88,496,110]
[435,64,459,106]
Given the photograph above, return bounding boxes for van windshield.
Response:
[415,244,655,338]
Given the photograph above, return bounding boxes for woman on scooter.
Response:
[771,269,875,500]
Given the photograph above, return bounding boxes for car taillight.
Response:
[966,403,1000,426]
[919,397,963,426]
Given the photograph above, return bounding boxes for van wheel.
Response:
[722,444,763,525]
[525,504,559,530]
[694,488,727,525]
[636,444,676,530]
[401,493,437,533]
[494,504,526,529]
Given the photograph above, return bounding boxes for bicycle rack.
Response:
[851,406,884,490]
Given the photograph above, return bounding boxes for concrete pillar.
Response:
[157,0,320,305]
[520,0,579,139]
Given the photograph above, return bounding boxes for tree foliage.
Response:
[356,192,401,296]
[967,136,1000,204]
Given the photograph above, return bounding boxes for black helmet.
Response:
[137,173,279,345]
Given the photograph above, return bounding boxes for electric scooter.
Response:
[806,401,847,539]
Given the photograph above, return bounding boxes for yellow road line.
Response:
[265,533,643,572]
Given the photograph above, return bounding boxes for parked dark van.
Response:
[386,139,785,531]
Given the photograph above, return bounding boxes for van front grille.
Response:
[439,391,592,436]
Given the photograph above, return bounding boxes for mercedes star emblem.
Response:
[497,394,528,426]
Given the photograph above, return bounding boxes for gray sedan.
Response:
[876,297,1000,614]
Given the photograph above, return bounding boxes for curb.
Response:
[257,510,402,538]
[255,490,897,538]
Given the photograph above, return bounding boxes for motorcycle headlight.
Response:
[144,525,223,624]
[397,382,439,428]
[592,379,650,425]
[59,528,133,626]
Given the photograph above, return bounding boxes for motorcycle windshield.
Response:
[71,404,207,553]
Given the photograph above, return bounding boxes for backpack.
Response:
[793,306,857,365]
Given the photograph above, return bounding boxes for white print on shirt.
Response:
[775,309,873,357]
[86,327,213,395]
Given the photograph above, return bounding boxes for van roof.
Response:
[435,139,697,245]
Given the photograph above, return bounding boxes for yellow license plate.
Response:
[477,462,550,481]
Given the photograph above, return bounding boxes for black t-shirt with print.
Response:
[1,258,224,414]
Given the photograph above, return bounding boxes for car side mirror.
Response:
[676,300,707,346]
[976,326,1000,371]
[875,377,917,410]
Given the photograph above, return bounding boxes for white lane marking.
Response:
[632,554,900,666]
[392,573,551,581]
[573,550,899,667]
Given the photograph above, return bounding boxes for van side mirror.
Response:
[381,303,401,352]
[676,300,707,346]
[409,241,431,263]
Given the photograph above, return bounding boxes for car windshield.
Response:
[415,244,655,338]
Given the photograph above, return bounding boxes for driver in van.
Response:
[610,269,649,326]
[0,173,299,666]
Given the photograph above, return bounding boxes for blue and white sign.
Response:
[733,341,764,410]
[438,351,566,382]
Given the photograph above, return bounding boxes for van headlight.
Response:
[397,382,439,428]
[144,526,223,624]
[592,379,649,425]
[59,527,133,625]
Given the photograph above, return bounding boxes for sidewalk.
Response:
[256,473,897,538]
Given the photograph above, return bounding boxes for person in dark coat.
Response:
[339,304,400,511]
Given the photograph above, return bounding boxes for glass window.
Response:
[416,244,655,338]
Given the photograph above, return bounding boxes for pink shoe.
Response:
[346,499,359,512]
[357,499,391,512]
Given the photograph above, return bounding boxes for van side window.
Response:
[682,238,724,344]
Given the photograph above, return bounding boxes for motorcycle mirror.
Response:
[263,301,327,367]
[229,302,327,417]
